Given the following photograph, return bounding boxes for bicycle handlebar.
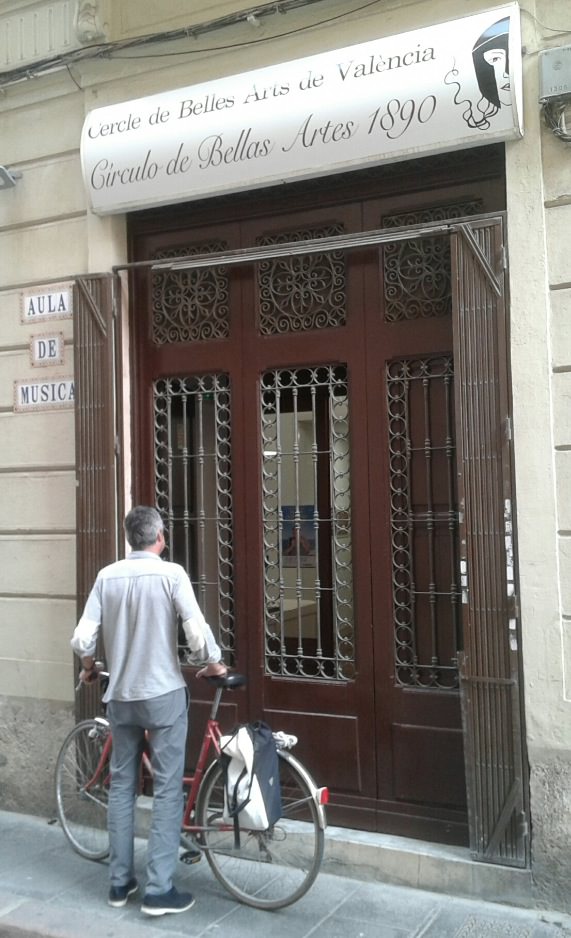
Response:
[75,661,106,692]
[76,666,246,693]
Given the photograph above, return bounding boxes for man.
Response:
[71,505,227,917]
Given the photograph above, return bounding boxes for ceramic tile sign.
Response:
[20,282,73,324]
[30,332,65,368]
[14,378,75,413]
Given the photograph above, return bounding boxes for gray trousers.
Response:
[106,687,188,895]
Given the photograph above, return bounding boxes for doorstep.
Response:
[135,796,533,910]
[323,825,533,909]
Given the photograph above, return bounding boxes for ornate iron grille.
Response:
[151,240,230,344]
[382,201,483,322]
[256,224,346,335]
[387,356,460,689]
[261,365,354,680]
[154,374,234,663]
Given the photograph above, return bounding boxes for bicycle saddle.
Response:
[205,672,246,689]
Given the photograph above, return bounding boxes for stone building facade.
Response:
[1,0,570,913]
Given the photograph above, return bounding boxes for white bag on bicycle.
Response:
[219,721,282,831]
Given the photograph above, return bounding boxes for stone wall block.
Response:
[0,218,86,287]
[546,204,571,288]
[551,371,571,449]
[555,451,571,532]
[558,535,571,616]
[0,535,75,595]
[1,157,86,230]
[0,598,76,663]
[550,289,571,371]
[1,472,75,530]
[0,695,74,817]
[529,754,571,912]
[0,93,84,165]
[0,412,74,469]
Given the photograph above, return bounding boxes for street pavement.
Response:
[0,809,570,938]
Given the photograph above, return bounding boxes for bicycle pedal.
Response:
[180,847,202,865]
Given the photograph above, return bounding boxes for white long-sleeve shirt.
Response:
[71,551,223,702]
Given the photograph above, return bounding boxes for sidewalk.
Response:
[0,809,570,938]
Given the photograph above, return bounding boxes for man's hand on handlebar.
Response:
[76,660,104,691]
[79,668,99,684]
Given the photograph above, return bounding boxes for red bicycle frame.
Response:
[82,683,228,834]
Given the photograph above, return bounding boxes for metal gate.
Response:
[73,273,120,721]
[452,217,529,866]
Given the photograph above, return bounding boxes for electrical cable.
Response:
[521,8,570,35]
[2,2,568,93]
[542,98,571,143]
[0,0,387,88]
[107,0,389,60]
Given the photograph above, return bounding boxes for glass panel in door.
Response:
[260,364,354,680]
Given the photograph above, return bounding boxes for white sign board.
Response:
[80,4,523,215]
[30,332,65,367]
[21,282,73,323]
[14,378,75,413]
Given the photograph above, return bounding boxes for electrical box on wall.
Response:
[539,46,571,102]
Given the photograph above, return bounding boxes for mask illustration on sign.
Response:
[444,18,511,130]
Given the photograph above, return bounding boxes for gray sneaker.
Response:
[141,887,195,917]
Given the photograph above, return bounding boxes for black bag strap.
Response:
[229,765,251,815]
[219,725,255,848]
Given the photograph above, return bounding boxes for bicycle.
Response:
[54,671,328,910]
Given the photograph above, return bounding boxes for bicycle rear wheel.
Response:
[55,718,111,860]
[196,750,325,910]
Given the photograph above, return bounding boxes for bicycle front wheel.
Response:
[196,750,325,910]
[55,718,111,860]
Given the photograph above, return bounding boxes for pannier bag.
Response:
[219,721,282,840]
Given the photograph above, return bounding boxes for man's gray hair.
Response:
[124,506,163,550]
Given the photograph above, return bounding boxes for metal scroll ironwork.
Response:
[382,201,483,322]
[256,224,347,335]
[387,355,460,689]
[151,240,230,344]
[261,364,354,679]
[153,374,235,663]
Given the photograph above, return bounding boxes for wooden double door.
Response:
[127,157,509,845]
